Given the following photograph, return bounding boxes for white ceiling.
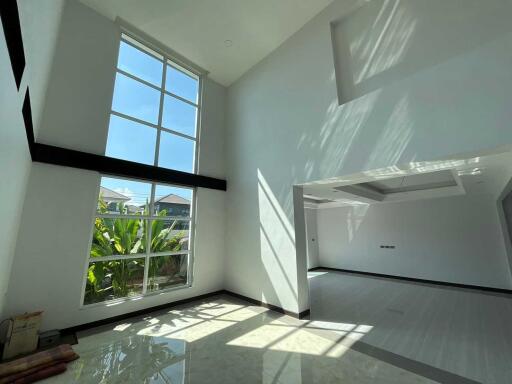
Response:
[80,0,334,86]
[303,149,512,207]
[360,170,457,194]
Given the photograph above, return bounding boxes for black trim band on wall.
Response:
[309,267,512,295]
[2,0,227,192]
[0,0,25,89]
[32,143,227,191]
[22,89,34,157]
[19,86,226,190]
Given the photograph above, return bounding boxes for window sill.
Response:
[79,282,192,310]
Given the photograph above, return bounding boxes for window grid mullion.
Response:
[84,33,199,306]
[163,89,199,108]
[117,68,162,92]
[88,254,145,263]
[154,58,167,167]
[143,184,156,294]
[97,213,192,221]
[110,110,197,142]
[88,250,191,263]
[115,68,200,109]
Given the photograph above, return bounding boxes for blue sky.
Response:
[103,40,198,201]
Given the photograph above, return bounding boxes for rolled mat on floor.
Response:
[0,344,78,383]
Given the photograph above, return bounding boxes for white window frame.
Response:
[80,30,203,307]
[80,177,197,308]
[109,32,203,174]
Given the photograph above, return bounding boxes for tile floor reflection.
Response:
[309,270,512,384]
[42,296,439,384]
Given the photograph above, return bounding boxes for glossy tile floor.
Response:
[41,271,512,383]
[308,270,512,384]
[42,294,440,384]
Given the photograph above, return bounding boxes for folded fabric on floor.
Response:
[0,344,78,383]
[11,363,67,384]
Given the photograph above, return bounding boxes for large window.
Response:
[82,33,200,305]
[106,34,200,173]
[83,177,194,305]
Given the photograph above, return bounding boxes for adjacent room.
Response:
[1,0,512,383]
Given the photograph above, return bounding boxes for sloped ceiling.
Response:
[80,0,334,86]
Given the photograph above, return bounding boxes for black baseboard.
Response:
[223,290,310,319]
[61,289,309,335]
[62,290,224,334]
[309,267,512,295]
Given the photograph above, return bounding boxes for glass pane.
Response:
[91,217,147,257]
[154,185,192,217]
[165,64,198,103]
[106,115,157,165]
[84,258,145,305]
[98,177,151,214]
[147,254,188,292]
[111,73,160,124]
[150,220,190,253]
[162,95,197,137]
[122,34,163,60]
[118,41,163,87]
[158,132,194,173]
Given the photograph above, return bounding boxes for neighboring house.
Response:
[99,186,130,213]
[126,204,144,214]
[154,193,191,231]
[154,193,191,217]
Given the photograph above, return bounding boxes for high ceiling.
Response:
[80,0,334,86]
[303,149,512,207]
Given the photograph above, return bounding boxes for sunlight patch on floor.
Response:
[227,319,372,357]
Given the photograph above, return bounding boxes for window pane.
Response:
[91,218,147,257]
[150,220,190,253]
[154,185,192,217]
[166,65,198,103]
[98,177,151,214]
[118,41,163,87]
[106,115,157,165]
[147,254,188,292]
[158,132,194,173]
[84,258,145,304]
[162,95,197,137]
[112,73,160,124]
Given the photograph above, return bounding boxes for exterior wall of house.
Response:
[156,203,190,217]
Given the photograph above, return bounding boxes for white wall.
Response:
[332,0,512,104]
[36,0,118,153]
[225,0,512,313]
[0,0,65,319]
[317,195,512,289]
[0,25,31,319]
[5,0,226,331]
[304,208,319,269]
[18,0,65,136]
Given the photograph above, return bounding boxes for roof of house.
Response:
[99,186,130,201]
[126,204,143,213]
[155,193,190,205]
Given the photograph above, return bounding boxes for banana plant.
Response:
[85,196,188,304]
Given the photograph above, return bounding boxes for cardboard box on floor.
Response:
[2,312,43,360]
